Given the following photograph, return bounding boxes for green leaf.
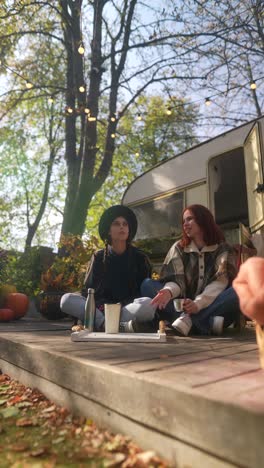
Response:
[16,401,33,408]
[0,406,20,418]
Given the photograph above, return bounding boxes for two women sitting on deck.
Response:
[61,203,242,336]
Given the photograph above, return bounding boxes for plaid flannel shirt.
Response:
[160,240,238,311]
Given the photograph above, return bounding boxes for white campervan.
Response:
[122,116,264,263]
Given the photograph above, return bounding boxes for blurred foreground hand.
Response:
[233,257,264,325]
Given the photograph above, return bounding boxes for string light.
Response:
[25,81,33,89]
[78,43,85,55]
[1,61,263,125]
[88,116,96,121]
[135,152,140,157]
[111,133,116,138]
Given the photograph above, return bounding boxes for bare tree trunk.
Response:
[24,110,59,250]
[60,0,133,236]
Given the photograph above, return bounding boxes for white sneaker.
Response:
[171,313,192,336]
[212,316,224,336]
[119,320,134,333]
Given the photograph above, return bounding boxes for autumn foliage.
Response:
[40,234,101,292]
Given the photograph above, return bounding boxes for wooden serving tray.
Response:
[71,330,167,343]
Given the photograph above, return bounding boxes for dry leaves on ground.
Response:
[0,371,171,467]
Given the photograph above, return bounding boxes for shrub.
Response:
[40,234,101,292]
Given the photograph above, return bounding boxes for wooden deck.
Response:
[0,312,263,468]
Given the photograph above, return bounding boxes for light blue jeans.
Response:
[60,293,156,331]
[140,278,240,335]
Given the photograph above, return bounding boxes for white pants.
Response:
[60,293,156,331]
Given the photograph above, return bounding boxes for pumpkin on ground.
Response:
[4,293,29,319]
[0,284,17,307]
[0,308,16,321]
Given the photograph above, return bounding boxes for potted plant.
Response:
[39,235,100,320]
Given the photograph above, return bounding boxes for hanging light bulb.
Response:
[25,81,33,89]
[84,108,90,114]
[110,115,116,122]
[48,96,54,104]
[66,106,73,114]
[78,42,85,54]
[79,85,85,93]
[88,116,96,121]
[250,81,257,90]
[137,113,142,121]
[135,152,140,157]
[205,97,211,106]
[111,133,116,138]
[166,107,172,115]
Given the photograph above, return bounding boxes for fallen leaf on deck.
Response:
[0,375,9,383]
[0,384,10,390]
[103,452,126,466]
[7,395,22,406]
[52,437,65,445]
[0,406,20,418]
[42,405,56,413]
[16,417,36,427]
[30,447,49,457]
[16,401,33,408]
[9,442,30,452]
[136,450,157,463]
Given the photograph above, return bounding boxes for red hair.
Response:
[180,204,225,247]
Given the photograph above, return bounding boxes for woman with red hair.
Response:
[141,204,240,336]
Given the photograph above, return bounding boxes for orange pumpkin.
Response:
[0,284,17,307]
[4,293,29,319]
[0,308,16,321]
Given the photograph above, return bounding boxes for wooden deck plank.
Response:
[141,350,260,387]
[114,344,258,373]
[0,319,263,467]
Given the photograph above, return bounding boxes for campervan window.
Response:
[131,191,184,240]
[208,147,249,226]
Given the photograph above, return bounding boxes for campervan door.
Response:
[208,118,264,254]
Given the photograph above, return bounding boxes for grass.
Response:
[0,373,170,468]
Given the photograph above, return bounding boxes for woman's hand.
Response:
[183,298,199,314]
[151,289,172,309]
